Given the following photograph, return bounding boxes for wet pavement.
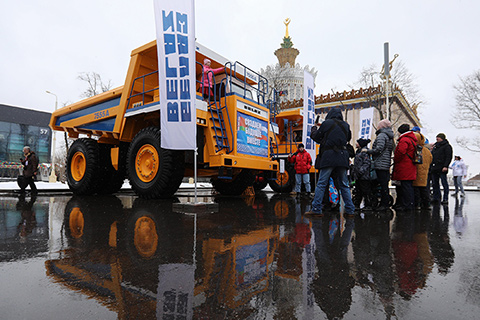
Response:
[0,190,479,320]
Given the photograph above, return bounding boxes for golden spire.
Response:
[284,18,291,38]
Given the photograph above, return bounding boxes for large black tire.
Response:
[268,163,296,193]
[66,138,102,195]
[127,127,185,199]
[96,143,128,194]
[211,169,255,196]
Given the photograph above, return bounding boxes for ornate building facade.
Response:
[259,19,317,103]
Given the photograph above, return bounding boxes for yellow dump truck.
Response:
[255,106,318,193]
[50,40,279,197]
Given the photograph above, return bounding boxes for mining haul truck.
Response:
[50,40,279,198]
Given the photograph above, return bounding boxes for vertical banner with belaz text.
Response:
[358,107,374,140]
[154,0,196,150]
[302,71,315,161]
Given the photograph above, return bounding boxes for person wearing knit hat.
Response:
[431,132,453,204]
[397,123,410,134]
[365,119,394,210]
[353,138,373,210]
[377,119,392,130]
[412,126,421,132]
[288,143,312,198]
[356,138,371,149]
[392,124,418,211]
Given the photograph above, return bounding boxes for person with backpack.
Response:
[413,132,433,210]
[450,155,467,197]
[288,143,313,198]
[364,119,394,210]
[430,133,453,204]
[392,124,417,211]
[353,138,373,211]
[305,107,355,217]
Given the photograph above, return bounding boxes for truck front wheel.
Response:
[127,127,185,199]
[268,163,295,193]
[66,138,102,195]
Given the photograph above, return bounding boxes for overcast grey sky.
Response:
[1,0,479,174]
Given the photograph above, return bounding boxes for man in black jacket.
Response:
[20,146,38,194]
[431,133,453,204]
[306,108,355,217]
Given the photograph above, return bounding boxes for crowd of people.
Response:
[286,107,464,217]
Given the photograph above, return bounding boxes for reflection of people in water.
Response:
[16,193,37,242]
[392,211,433,299]
[353,214,395,317]
[429,204,455,275]
[453,197,467,237]
[311,216,355,319]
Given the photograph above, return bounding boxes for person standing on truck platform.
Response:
[288,143,312,198]
[306,107,355,217]
[20,146,38,194]
[202,58,224,101]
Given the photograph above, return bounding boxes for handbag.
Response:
[17,175,28,189]
[328,177,339,204]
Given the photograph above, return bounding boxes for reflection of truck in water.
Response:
[50,41,278,198]
[45,196,307,318]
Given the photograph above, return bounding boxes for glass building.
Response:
[0,104,52,164]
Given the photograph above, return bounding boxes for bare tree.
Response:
[355,59,423,124]
[452,70,480,152]
[77,72,113,98]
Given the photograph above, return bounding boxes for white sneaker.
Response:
[460,192,465,197]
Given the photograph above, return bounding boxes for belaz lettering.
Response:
[162,10,192,123]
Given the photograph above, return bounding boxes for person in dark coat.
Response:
[392,124,417,211]
[430,133,453,204]
[366,119,394,210]
[353,138,373,210]
[20,146,38,194]
[306,107,355,216]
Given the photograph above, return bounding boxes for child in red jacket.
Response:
[288,143,312,197]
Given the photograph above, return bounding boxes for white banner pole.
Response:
[194,148,197,203]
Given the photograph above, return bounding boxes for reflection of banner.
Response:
[237,112,268,157]
[302,71,315,161]
[235,240,268,288]
[358,107,374,140]
[154,0,196,150]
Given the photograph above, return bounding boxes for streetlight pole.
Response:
[384,42,390,121]
[46,91,58,183]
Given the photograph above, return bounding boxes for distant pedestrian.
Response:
[413,132,433,210]
[450,155,467,197]
[19,146,38,194]
[392,124,417,211]
[431,133,453,204]
[289,143,312,197]
[365,119,394,210]
[306,107,355,217]
[353,138,373,210]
